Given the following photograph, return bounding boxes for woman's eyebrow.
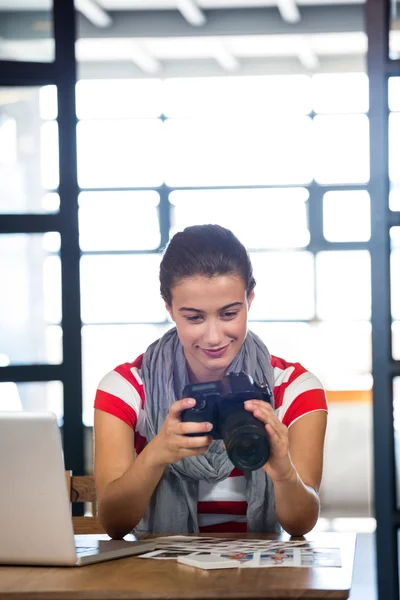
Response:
[178,302,243,313]
[220,302,243,310]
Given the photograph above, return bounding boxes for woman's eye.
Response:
[223,312,238,319]
[186,315,203,322]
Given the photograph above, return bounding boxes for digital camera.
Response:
[181,371,273,471]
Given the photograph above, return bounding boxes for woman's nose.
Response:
[203,321,222,346]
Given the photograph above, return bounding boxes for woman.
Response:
[94,224,327,539]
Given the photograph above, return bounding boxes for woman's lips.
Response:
[201,344,230,358]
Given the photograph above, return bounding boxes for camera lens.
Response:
[218,397,271,471]
[227,432,270,471]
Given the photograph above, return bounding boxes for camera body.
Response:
[181,372,273,471]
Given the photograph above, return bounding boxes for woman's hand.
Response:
[244,400,296,483]
[148,398,213,468]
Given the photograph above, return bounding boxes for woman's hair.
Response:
[160,224,256,305]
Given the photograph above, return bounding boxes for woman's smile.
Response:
[199,342,232,359]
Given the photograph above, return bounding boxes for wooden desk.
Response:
[0,531,356,600]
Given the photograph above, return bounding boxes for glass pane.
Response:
[43,255,62,324]
[0,381,63,424]
[77,120,163,188]
[250,321,314,368]
[45,325,63,364]
[392,322,400,360]
[76,79,163,119]
[309,321,372,390]
[40,85,58,120]
[312,73,369,114]
[394,378,400,508]
[163,75,311,117]
[42,192,60,212]
[316,251,371,320]
[165,117,312,187]
[43,232,61,253]
[313,115,369,184]
[41,120,59,190]
[389,77,400,111]
[170,188,310,249]
[392,250,400,320]
[0,324,62,371]
[251,320,371,391]
[391,227,400,250]
[249,252,315,320]
[0,234,62,364]
[82,323,173,425]
[390,6,400,60]
[323,190,371,242]
[80,254,167,323]
[390,113,400,184]
[0,4,54,62]
[0,88,59,212]
[390,187,400,211]
[79,191,160,251]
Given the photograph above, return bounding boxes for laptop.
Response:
[0,411,155,566]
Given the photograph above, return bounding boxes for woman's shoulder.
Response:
[94,354,145,429]
[271,354,327,426]
[98,354,144,386]
[271,354,323,389]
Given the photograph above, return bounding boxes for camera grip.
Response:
[181,407,212,437]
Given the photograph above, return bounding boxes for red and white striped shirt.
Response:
[94,354,327,533]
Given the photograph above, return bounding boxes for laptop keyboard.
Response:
[75,546,98,555]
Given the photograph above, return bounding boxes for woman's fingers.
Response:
[245,400,284,434]
[244,399,274,415]
[176,434,212,449]
[168,397,196,419]
[177,420,213,436]
[264,422,282,442]
[244,400,290,464]
[156,397,214,464]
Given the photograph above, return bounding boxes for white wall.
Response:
[320,402,374,515]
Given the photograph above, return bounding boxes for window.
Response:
[250,251,315,321]
[33,73,373,423]
[163,75,312,116]
[312,73,369,114]
[170,188,310,248]
[79,191,160,251]
[0,234,62,365]
[164,117,312,187]
[0,87,58,213]
[316,251,371,321]
[313,115,370,184]
[323,191,371,242]
[391,228,400,321]
[77,120,164,188]
[80,254,166,324]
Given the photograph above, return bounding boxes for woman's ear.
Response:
[247,290,255,310]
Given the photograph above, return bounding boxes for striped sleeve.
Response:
[271,355,328,428]
[94,358,144,430]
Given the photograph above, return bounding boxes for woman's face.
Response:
[166,274,254,384]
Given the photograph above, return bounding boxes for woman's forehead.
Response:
[171,274,246,305]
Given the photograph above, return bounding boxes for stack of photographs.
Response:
[139,536,341,569]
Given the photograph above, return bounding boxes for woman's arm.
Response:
[244,401,327,536]
[269,411,327,536]
[94,409,165,539]
[94,399,212,539]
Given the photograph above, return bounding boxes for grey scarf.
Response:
[135,327,280,535]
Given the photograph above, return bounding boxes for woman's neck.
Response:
[186,359,225,384]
